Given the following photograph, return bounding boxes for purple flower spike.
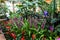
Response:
[20,16,23,21]
[41,23,45,29]
[44,11,48,16]
[49,26,54,31]
[13,17,18,21]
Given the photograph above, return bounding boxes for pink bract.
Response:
[56,38,60,40]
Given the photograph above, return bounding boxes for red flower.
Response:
[32,34,36,40]
[4,21,8,24]
[10,33,16,40]
[6,26,10,29]
[21,36,25,40]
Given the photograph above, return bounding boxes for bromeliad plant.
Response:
[3,15,57,40]
[2,0,60,40]
[3,16,59,40]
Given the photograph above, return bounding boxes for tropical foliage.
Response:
[0,0,60,40]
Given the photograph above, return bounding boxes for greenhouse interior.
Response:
[0,0,60,40]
